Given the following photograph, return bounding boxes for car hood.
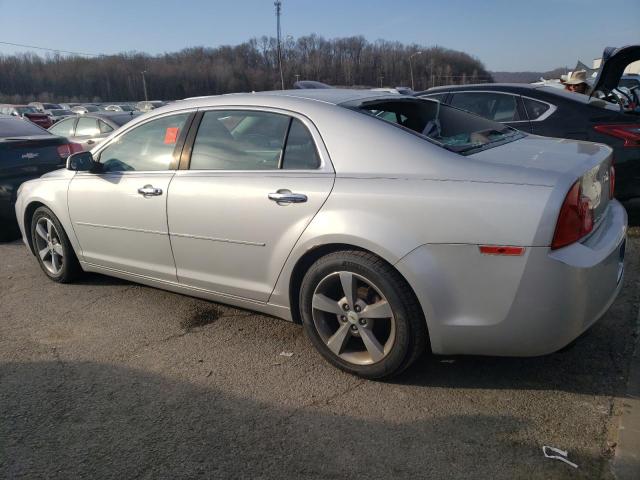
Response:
[470,135,612,184]
[591,45,640,95]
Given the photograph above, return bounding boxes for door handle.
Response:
[138,185,163,197]
[268,189,307,204]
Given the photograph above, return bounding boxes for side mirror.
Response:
[67,151,101,172]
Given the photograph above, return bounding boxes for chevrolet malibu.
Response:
[14,90,627,379]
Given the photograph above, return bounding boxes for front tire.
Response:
[300,250,427,379]
[30,206,81,283]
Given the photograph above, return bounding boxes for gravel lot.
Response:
[1,230,639,479]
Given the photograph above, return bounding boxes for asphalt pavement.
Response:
[1,232,639,479]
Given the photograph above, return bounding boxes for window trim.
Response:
[180,106,333,173]
[431,90,557,123]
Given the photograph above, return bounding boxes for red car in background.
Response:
[0,105,53,129]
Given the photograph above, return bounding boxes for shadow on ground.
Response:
[0,361,624,480]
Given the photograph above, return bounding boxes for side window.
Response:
[450,92,522,122]
[522,97,551,120]
[282,118,320,169]
[420,93,448,102]
[190,110,289,170]
[99,113,189,172]
[99,120,114,134]
[49,118,76,136]
[75,117,100,136]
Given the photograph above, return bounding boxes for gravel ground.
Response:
[0,231,638,479]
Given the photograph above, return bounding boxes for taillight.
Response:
[609,164,615,199]
[551,180,594,250]
[57,143,83,159]
[594,124,640,147]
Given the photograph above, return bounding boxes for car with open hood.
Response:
[14,89,627,378]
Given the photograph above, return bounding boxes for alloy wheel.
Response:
[311,271,396,365]
[34,217,64,275]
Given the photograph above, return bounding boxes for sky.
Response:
[0,0,638,72]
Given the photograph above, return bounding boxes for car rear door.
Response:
[73,116,108,150]
[448,91,532,132]
[67,111,193,281]
[167,108,334,302]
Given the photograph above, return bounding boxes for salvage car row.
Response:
[1,45,637,378]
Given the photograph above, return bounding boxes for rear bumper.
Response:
[395,200,627,356]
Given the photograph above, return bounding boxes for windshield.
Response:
[49,109,72,115]
[16,107,39,114]
[346,97,523,154]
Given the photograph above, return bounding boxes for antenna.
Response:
[274,1,284,90]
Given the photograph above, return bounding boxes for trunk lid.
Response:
[470,135,613,225]
[0,135,69,178]
[591,45,640,96]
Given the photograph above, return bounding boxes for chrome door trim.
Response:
[74,222,167,236]
[423,89,558,123]
[169,232,266,247]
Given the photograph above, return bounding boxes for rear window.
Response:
[0,118,49,137]
[345,98,523,154]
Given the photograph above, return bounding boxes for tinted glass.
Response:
[99,113,189,172]
[16,107,38,114]
[75,117,100,136]
[282,118,320,169]
[0,118,49,136]
[522,97,551,120]
[420,93,448,102]
[99,120,114,134]
[350,98,522,154]
[49,118,76,136]
[190,110,289,170]
[450,92,522,122]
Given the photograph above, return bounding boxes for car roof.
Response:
[184,88,398,106]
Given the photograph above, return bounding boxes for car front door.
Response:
[67,111,192,281]
[167,108,334,302]
[448,91,532,132]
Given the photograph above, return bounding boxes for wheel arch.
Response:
[286,242,427,340]
[23,200,47,255]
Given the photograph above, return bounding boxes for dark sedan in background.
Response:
[416,45,640,200]
[418,85,639,199]
[0,116,82,240]
[48,111,140,150]
[0,105,53,129]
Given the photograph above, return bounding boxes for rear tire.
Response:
[30,206,81,283]
[299,250,427,379]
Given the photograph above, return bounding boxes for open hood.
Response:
[591,44,640,95]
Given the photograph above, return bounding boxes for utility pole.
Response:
[141,70,148,101]
[274,1,285,90]
[409,51,423,90]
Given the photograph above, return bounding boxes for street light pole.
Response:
[141,70,148,101]
[409,51,423,90]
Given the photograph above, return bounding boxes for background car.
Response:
[0,115,81,240]
[28,102,62,112]
[15,90,626,379]
[0,104,53,128]
[48,111,140,150]
[58,103,81,110]
[416,84,640,200]
[136,100,166,112]
[105,104,136,112]
[71,104,102,114]
[44,108,74,124]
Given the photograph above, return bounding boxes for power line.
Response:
[0,40,103,57]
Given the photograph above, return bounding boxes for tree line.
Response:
[0,35,493,103]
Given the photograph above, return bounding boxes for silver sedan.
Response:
[15,90,627,378]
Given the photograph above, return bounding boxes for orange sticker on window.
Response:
[164,127,179,144]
